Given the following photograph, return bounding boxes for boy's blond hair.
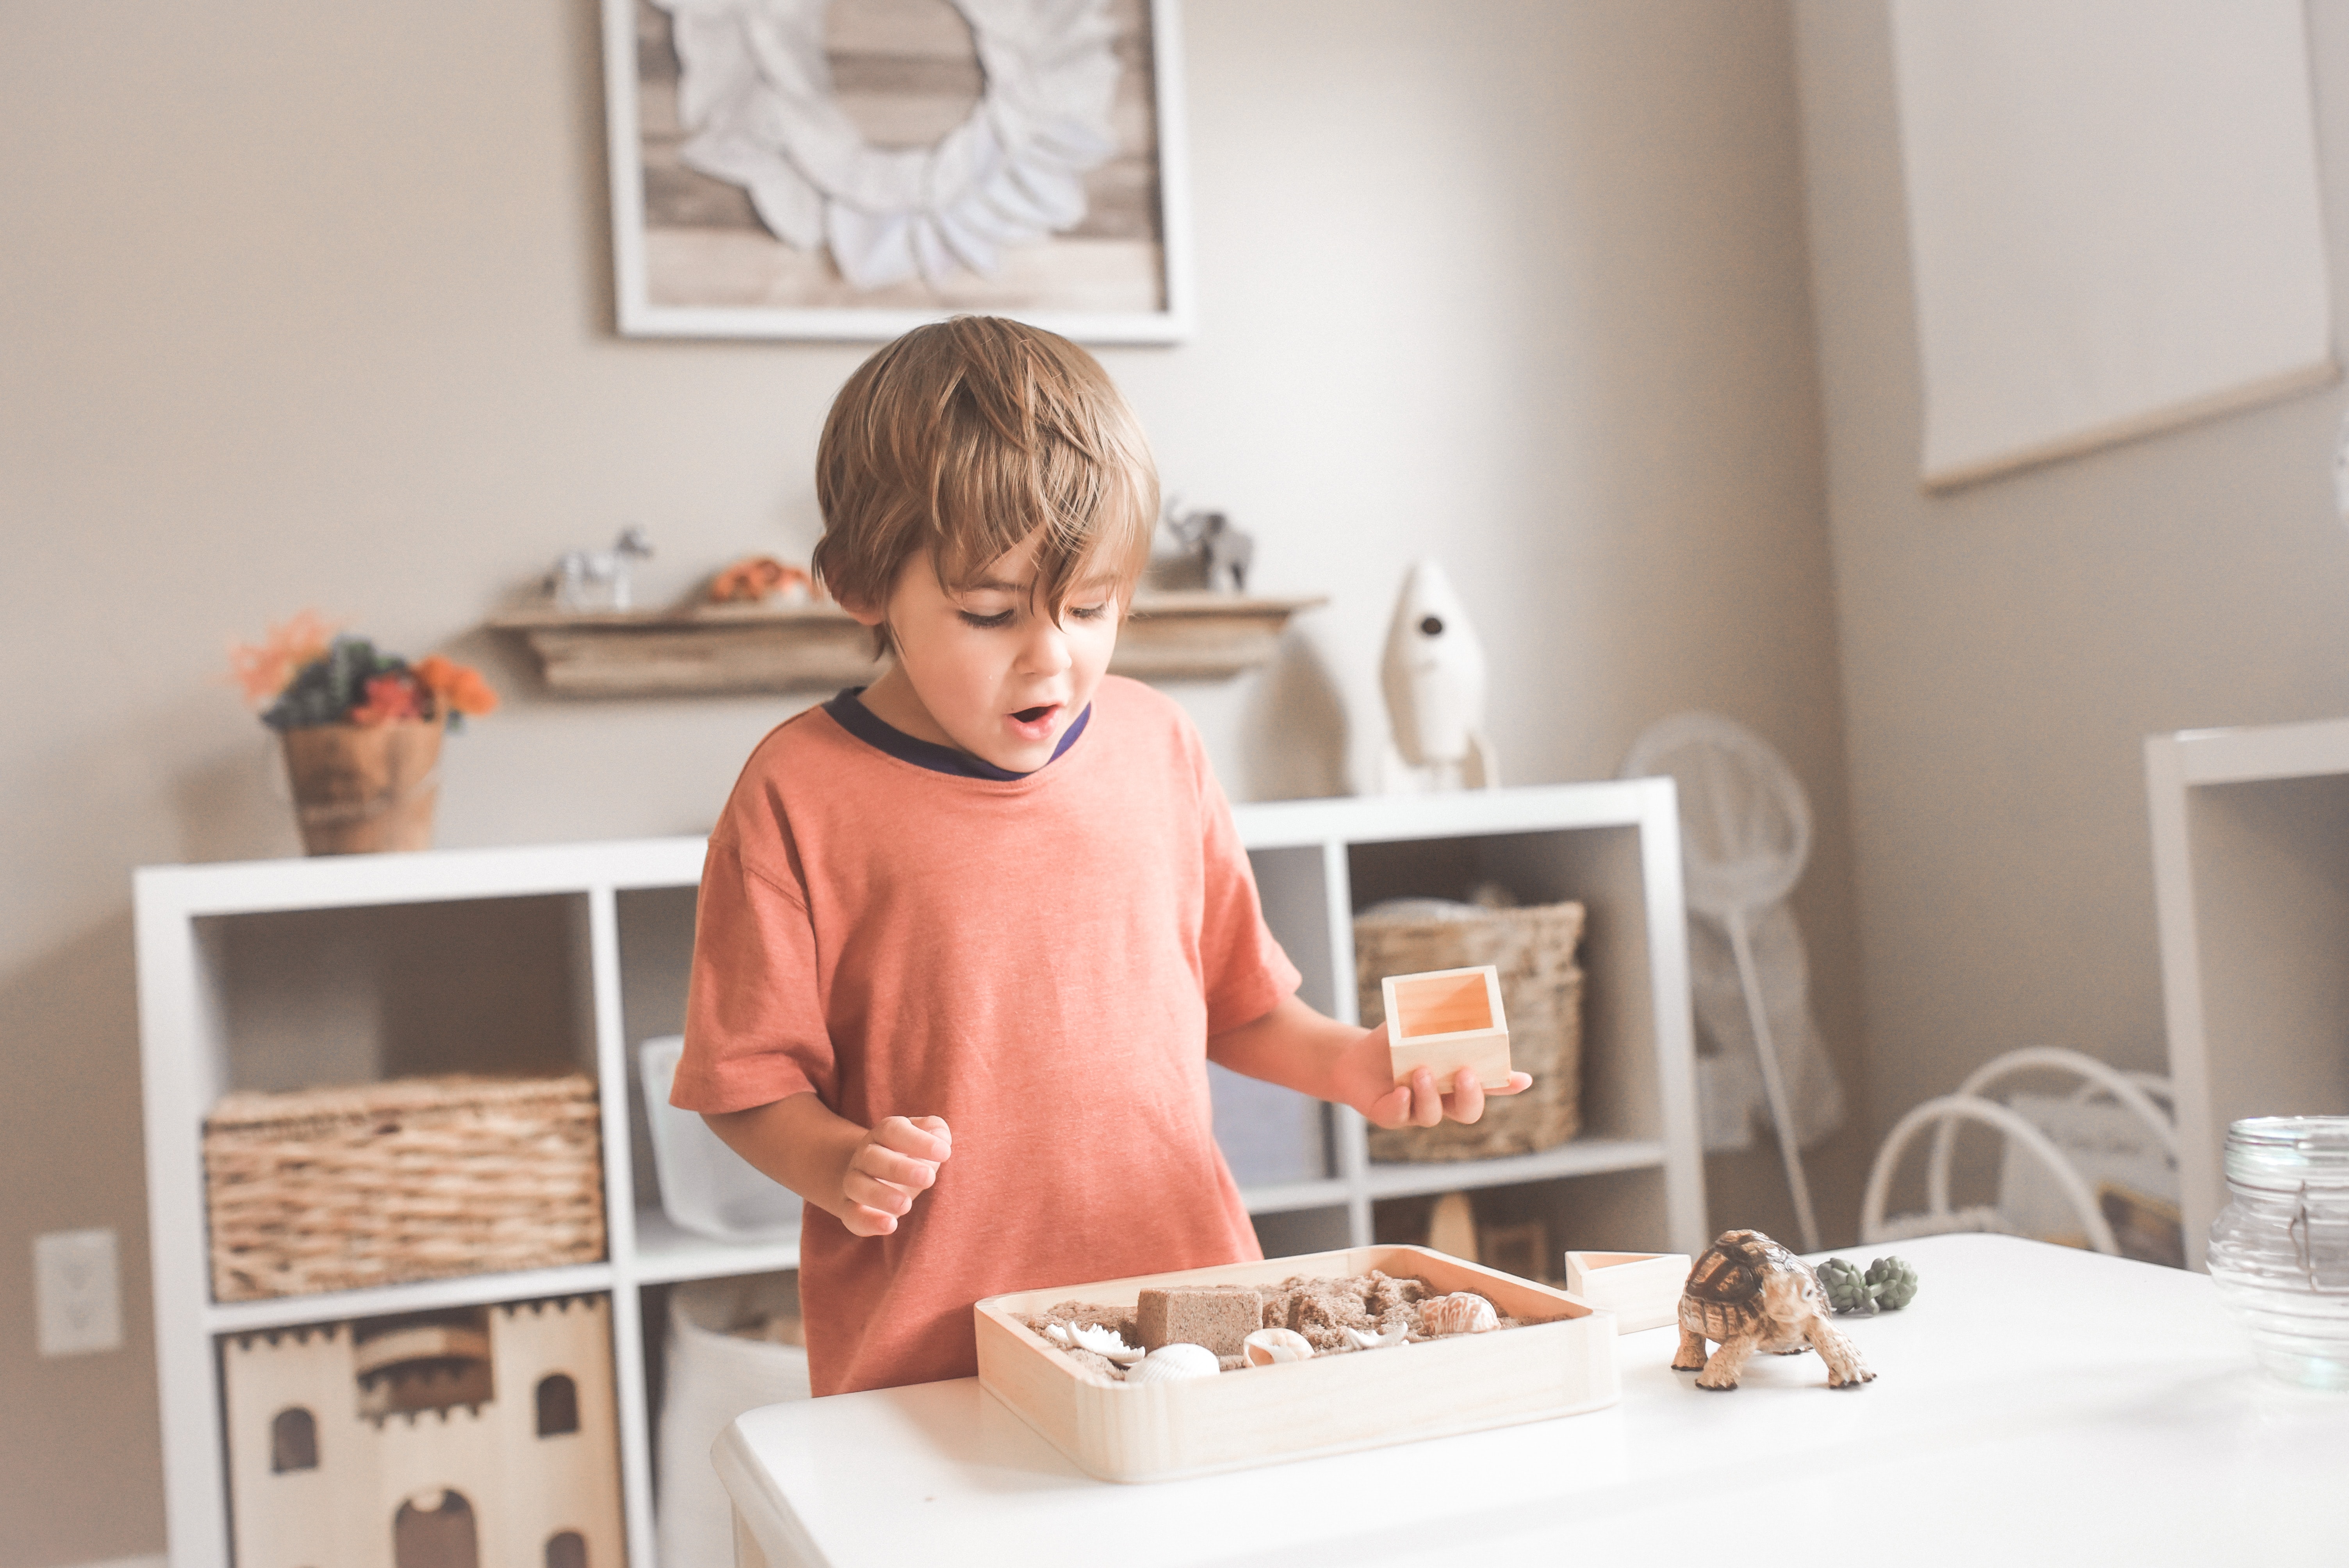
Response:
[812,316,1159,654]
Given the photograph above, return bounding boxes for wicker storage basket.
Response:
[203,1074,606,1301]
[1356,900,1584,1162]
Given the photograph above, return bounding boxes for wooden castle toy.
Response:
[1382,964,1513,1091]
[222,1294,624,1568]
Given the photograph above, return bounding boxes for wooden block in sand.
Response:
[1136,1284,1263,1356]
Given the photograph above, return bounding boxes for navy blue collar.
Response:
[823,688,1091,780]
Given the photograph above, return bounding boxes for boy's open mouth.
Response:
[1012,704,1055,724]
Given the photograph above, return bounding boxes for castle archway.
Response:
[392,1488,478,1568]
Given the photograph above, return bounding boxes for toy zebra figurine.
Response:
[550,527,653,611]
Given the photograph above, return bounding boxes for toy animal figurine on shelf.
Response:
[1160,503,1256,593]
[549,527,653,612]
[1672,1228,1875,1391]
[1378,559,1499,793]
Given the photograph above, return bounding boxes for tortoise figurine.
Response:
[1671,1228,1875,1391]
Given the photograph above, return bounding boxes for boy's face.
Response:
[843,531,1125,773]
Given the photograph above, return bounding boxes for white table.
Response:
[716,1235,2349,1566]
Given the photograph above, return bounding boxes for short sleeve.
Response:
[672,834,837,1114]
[1195,758,1303,1036]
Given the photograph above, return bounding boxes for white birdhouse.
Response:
[1378,559,1498,791]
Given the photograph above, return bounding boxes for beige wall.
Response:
[1792,2,2349,1176]
[0,2,1855,1559]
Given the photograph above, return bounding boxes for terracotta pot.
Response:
[280,719,444,855]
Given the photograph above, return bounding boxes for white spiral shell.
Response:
[1044,1320,1144,1365]
[1123,1343,1222,1384]
[1341,1324,1410,1351]
[1071,1324,1143,1365]
[1419,1292,1498,1336]
[1242,1328,1316,1367]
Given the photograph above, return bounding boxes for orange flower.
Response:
[350,674,424,727]
[412,654,499,717]
[227,610,338,704]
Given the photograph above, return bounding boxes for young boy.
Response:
[673,316,1528,1396]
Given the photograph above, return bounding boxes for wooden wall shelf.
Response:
[486,592,1327,697]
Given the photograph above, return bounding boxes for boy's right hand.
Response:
[837,1114,952,1237]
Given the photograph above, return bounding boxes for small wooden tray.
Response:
[973,1244,1618,1483]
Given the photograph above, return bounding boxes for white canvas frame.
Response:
[598,0,1195,344]
[1890,0,2335,490]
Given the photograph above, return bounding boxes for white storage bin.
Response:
[1207,1061,1329,1186]
[639,1035,801,1242]
[658,1274,809,1568]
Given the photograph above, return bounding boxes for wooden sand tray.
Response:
[973,1245,1618,1483]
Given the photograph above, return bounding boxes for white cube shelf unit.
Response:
[135,779,1700,1566]
[2147,716,2349,1269]
[1213,780,1704,1257]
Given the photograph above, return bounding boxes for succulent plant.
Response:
[1864,1254,1920,1311]
[1815,1256,1878,1315]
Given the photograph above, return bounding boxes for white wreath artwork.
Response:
[656,0,1123,292]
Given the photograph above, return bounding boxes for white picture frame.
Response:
[599,0,1194,344]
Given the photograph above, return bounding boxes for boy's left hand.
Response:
[1338,1023,1533,1130]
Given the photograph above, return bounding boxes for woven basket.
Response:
[1356,900,1585,1162]
[203,1074,606,1302]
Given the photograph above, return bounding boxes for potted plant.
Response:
[230,612,497,855]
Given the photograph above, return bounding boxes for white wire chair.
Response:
[1860,1047,2177,1256]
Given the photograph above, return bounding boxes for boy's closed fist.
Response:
[839,1114,952,1237]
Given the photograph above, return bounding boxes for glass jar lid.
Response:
[2225,1116,2349,1190]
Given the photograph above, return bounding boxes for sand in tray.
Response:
[1022,1272,1526,1379]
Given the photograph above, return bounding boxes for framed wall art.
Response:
[1890,0,2333,490]
[600,0,1192,343]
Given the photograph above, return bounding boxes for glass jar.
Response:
[2206,1116,2349,1390]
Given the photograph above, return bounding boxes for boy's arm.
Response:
[1207,993,1532,1130]
[702,1093,952,1238]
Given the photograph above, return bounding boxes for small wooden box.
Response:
[973,1245,1617,1483]
[1383,965,1513,1091]
[1564,1251,1691,1335]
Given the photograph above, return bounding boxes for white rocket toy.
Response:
[1378,559,1499,792]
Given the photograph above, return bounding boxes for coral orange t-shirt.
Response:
[672,675,1299,1395]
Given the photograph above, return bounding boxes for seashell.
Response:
[1044,1322,1075,1348]
[1420,1292,1498,1336]
[1071,1323,1144,1365]
[1242,1327,1316,1367]
[1123,1343,1221,1384]
[1341,1324,1410,1352]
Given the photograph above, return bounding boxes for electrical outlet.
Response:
[34,1228,122,1357]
